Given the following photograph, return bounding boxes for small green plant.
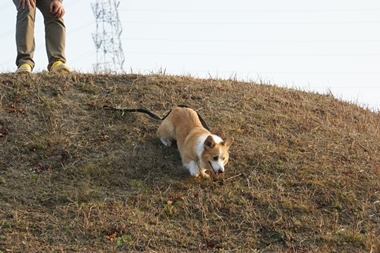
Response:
[116,235,133,247]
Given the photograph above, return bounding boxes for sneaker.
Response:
[16,64,32,73]
[50,61,71,73]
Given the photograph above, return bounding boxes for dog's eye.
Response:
[222,157,226,161]
[213,156,218,161]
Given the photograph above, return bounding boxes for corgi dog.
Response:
[157,106,234,178]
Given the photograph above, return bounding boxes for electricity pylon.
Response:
[91,0,125,73]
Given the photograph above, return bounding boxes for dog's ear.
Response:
[204,135,216,150]
[222,137,234,148]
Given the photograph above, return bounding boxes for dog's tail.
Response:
[103,105,162,120]
[102,105,210,130]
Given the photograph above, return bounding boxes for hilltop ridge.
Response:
[0,72,379,252]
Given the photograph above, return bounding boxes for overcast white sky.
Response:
[1,0,379,111]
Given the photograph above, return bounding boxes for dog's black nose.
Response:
[218,169,224,173]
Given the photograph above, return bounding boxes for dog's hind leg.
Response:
[160,138,172,147]
[157,125,175,147]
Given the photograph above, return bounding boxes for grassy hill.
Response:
[0,72,379,252]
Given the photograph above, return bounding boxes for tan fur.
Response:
[157,107,234,178]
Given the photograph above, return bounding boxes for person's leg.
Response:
[13,0,36,70]
[36,0,67,71]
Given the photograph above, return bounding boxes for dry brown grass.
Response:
[0,72,379,252]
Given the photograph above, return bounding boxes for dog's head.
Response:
[202,135,234,175]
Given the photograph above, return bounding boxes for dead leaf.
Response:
[104,231,117,241]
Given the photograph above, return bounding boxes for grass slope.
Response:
[0,72,379,252]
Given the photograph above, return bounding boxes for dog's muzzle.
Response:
[209,162,224,174]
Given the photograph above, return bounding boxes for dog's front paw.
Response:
[190,170,200,177]
[191,173,200,177]
[201,172,210,178]
[200,169,210,178]
[187,163,200,177]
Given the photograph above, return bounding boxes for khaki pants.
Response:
[13,0,66,70]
